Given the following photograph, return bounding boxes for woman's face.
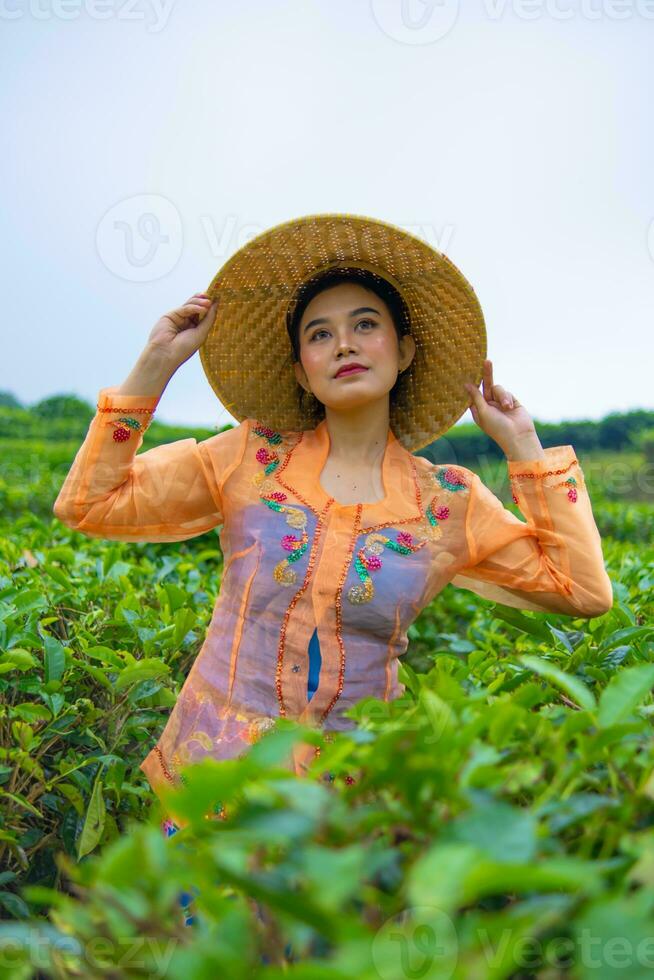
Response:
[293,281,415,412]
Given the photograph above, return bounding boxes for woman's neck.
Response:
[321,403,391,465]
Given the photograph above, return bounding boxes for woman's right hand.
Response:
[145,292,218,370]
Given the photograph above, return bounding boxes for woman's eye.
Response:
[308,320,377,342]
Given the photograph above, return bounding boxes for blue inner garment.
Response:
[307,627,322,700]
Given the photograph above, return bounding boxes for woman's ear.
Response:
[293,359,310,393]
[398,333,416,373]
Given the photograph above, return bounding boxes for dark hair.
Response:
[285,266,413,421]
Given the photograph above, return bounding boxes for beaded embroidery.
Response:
[346,464,465,603]
[416,499,451,543]
[509,459,581,504]
[348,530,428,604]
[412,464,468,543]
[557,477,578,502]
[432,465,470,495]
[252,424,309,586]
[106,415,148,443]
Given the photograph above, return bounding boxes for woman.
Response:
[53,213,613,862]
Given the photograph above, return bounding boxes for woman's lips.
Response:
[335,366,369,378]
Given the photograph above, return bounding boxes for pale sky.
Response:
[2,0,652,430]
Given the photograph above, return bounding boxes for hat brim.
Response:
[199,212,486,452]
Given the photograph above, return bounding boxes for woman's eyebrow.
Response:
[303,307,381,333]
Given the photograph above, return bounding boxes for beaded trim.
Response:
[274,497,332,717]
[252,424,310,586]
[324,503,362,721]
[154,745,176,784]
[97,405,156,414]
[509,459,581,504]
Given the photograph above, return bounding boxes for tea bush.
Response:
[0,432,652,976]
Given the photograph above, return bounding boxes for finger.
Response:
[182,303,212,319]
[482,359,494,401]
[491,385,514,409]
[166,302,213,329]
[464,382,486,412]
[190,299,218,328]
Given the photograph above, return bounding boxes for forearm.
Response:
[502,432,546,462]
[456,447,614,618]
[117,346,178,398]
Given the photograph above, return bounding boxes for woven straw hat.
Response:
[199,213,486,452]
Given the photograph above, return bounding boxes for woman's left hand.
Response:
[464,360,541,457]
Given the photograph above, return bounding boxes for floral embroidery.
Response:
[252,423,309,586]
[347,530,427,604]
[106,416,147,442]
[557,476,578,502]
[416,499,451,542]
[409,463,464,543]
[432,465,469,494]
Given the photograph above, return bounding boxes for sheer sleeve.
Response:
[450,445,613,617]
[53,386,249,543]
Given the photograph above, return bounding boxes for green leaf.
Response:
[598,664,654,728]
[397,660,421,696]
[173,607,197,647]
[84,646,124,669]
[113,659,170,691]
[12,590,48,614]
[443,799,537,863]
[47,546,76,566]
[42,563,71,588]
[40,692,66,718]
[598,626,654,654]
[0,790,42,818]
[547,624,586,653]
[518,654,596,712]
[0,649,37,673]
[77,777,106,859]
[12,702,52,723]
[0,890,29,918]
[44,635,66,683]
[490,607,552,641]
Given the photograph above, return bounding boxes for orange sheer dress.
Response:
[53,386,614,806]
